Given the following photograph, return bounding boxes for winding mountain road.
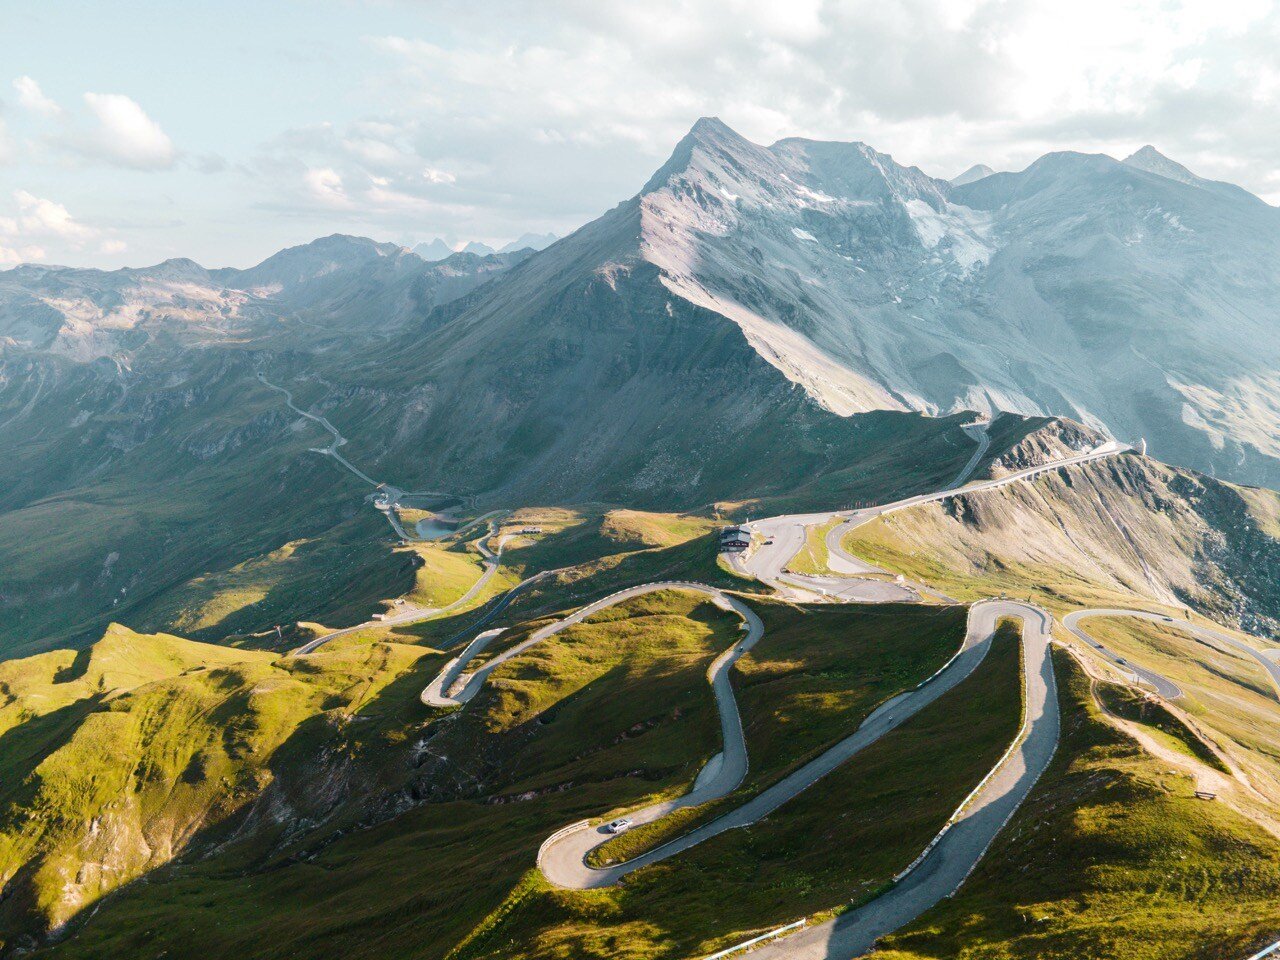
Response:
[358,425,1203,956]
[539,599,1044,890]
[292,525,510,655]
[269,397,1276,957]
[412,441,1132,920]
[1065,608,1280,701]
[745,439,1128,593]
[1062,609,1185,699]
[258,373,379,488]
[259,372,465,542]
[747,603,1058,960]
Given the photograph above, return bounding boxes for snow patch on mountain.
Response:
[903,199,995,272]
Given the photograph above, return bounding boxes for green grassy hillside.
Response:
[449,617,1023,960]
[0,625,433,946]
[9,597,1011,960]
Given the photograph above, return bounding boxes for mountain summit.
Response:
[615,119,1280,487]
[951,163,995,185]
[1122,145,1203,184]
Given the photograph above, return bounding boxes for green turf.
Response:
[0,625,434,942]
[14,590,740,958]
[1095,680,1231,774]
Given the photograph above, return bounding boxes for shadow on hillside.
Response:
[0,591,751,955]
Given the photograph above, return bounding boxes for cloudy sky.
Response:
[2,0,1278,268]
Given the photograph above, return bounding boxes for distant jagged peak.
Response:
[413,237,455,261]
[498,232,558,254]
[1123,145,1203,186]
[414,235,549,261]
[1121,145,1265,204]
[951,163,996,186]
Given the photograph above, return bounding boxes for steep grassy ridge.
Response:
[1074,616,1280,802]
[135,512,419,642]
[586,600,968,866]
[18,595,997,960]
[0,626,431,945]
[16,590,740,958]
[844,452,1280,634]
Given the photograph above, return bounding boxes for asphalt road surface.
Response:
[743,441,1130,590]
[423,580,766,884]
[258,373,380,488]
[532,443,1126,897]
[1065,608,1280,702]
[777,571,921,603]
[284,416,1279,957]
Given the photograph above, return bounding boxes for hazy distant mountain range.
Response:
[411,232,559,261]
[0,236,532,360]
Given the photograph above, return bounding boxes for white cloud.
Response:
[81,92,175,169]
[0,244,45,266]
[11,190,96,243]
[422,167,456,184]
[0,190,120,265]
[13,76,61,116]
[8,0,1280,268]
[349,0,1280,220]
[304,167,350,207]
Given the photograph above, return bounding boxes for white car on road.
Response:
[604,818,632,834]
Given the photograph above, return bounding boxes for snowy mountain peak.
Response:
[630,118,998,416]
